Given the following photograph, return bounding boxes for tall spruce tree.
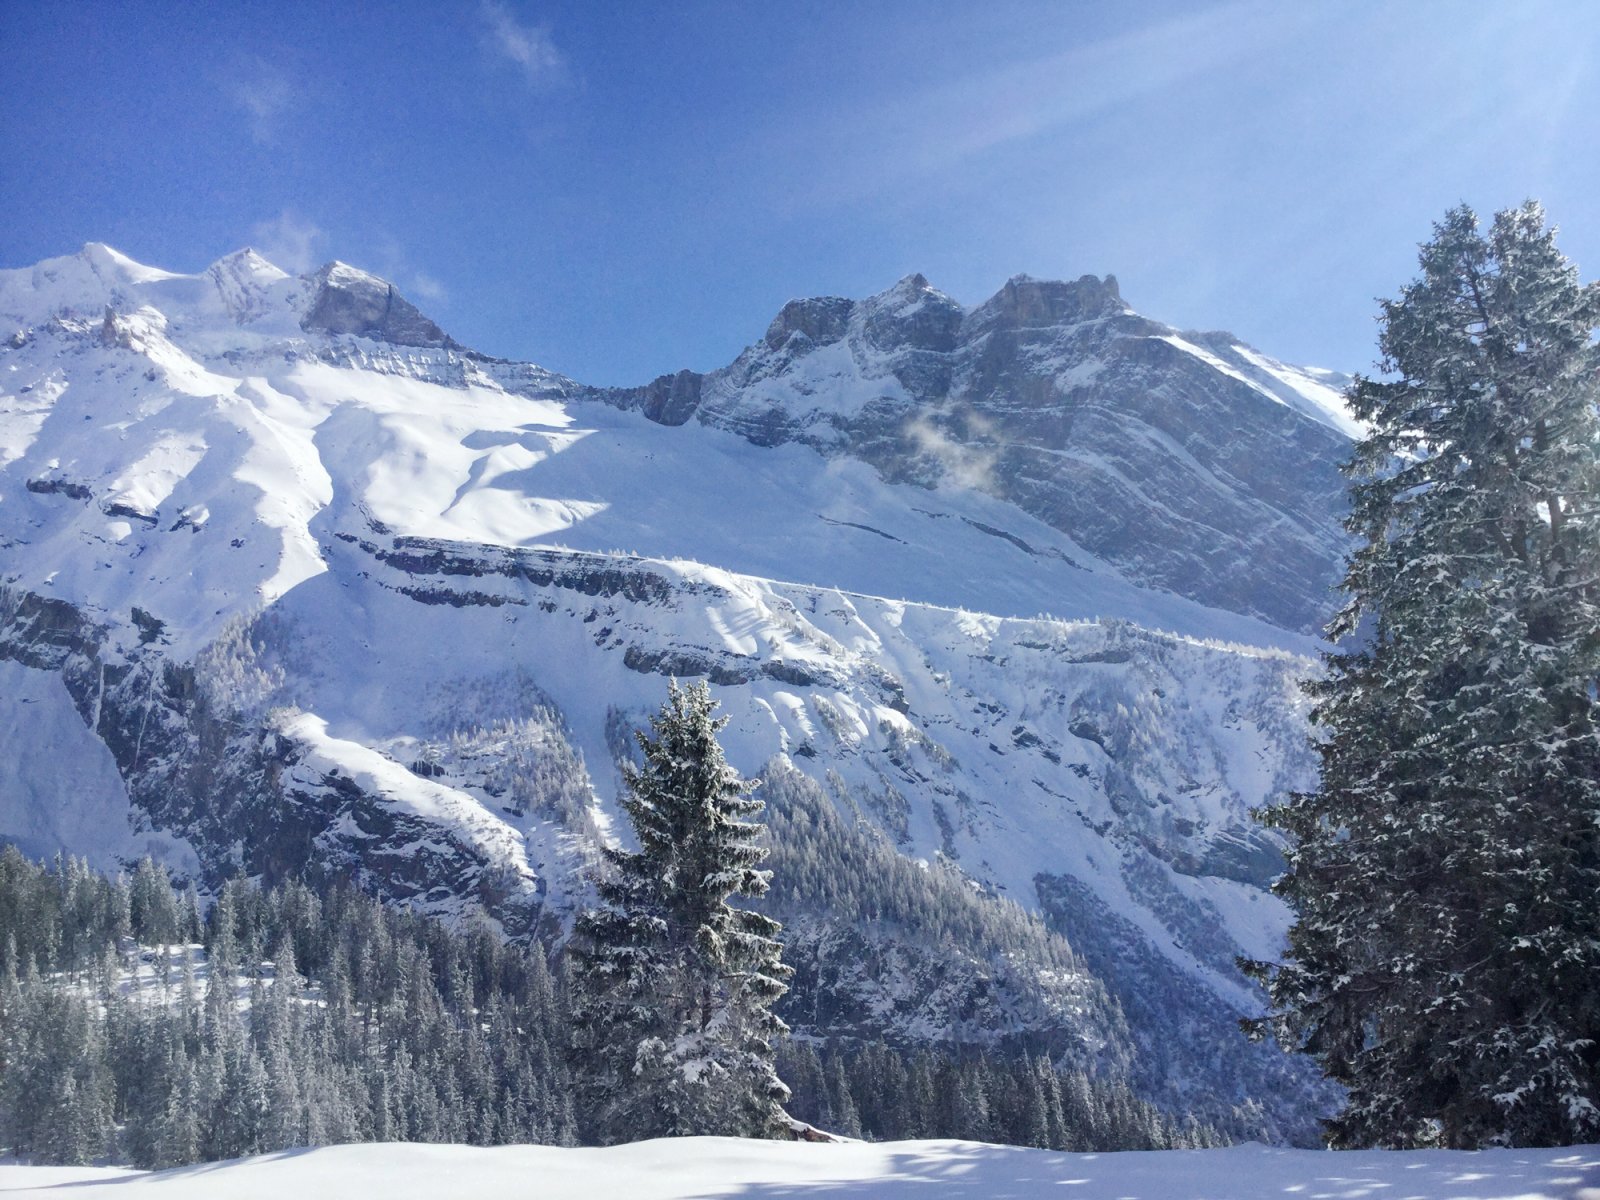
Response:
[1249,202,1600,1148]
[569,680,792,1142]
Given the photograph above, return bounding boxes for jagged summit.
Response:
[208,246,288,279]
[300,260,456,348]
[962,272,1125,336]
[593,265,1355,634]
[758,270,1129,358]
[735,268,1141,373]
[856,273,964,353]
[1,242,461,351]
[763,295,854,350]
[202,247,295,326]
[761,273,965,357]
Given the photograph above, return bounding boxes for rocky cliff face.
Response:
[0,243,1347,1140]
[598,273,1355,635]
[301,262,457,349]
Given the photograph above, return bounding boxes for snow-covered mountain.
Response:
[594,271,1356,636]
[0,244,1355,1138]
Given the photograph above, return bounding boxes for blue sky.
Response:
[3,1,1597,385]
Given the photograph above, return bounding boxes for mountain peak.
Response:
[964,273,1125,336]
[762,294,856,351]
[859,272,963,352]
[869,272,946,306]
[77,242,179,286]
[202,248,294,326]
[300,260,455,349]
[207,247,289,281]
[318,259,383,285]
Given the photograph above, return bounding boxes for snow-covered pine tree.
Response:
[569,680,792,1143]
[1248,202,1600,1148]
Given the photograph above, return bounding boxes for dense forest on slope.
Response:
[0,849,1218,1164]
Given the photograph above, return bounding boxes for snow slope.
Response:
[0,247,1311,659]
[2,1139,1595,1200]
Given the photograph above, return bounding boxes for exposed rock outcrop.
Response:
[301,261,454,348]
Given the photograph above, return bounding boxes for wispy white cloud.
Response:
[409,272,449,303]
[480,1,565,86]
[366,234,450,308]
[249,211,327,274]
[245,218,449,305]
[784,1,1306,209]
[905,408,1000,492]
[228,59,296,143]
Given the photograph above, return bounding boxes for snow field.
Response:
[0,1139,1595,1199]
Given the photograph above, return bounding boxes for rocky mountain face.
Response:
[0,244,1351,1140]
[301,262,458,349]
[597,273,1356,636]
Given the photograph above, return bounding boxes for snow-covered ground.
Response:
[1,1139,1596,1199]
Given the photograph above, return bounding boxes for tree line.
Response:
[0,847,575,1166]
[0,840,1215,1166]
[778,1039,1220,1150]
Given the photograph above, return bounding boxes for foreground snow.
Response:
[2,1139,1596,1199]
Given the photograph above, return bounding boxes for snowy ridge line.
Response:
[341,526,1312,665]
[0,240,577,387]
[3,239,1339,650]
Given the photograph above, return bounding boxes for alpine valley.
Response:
[0,244,1360,1141]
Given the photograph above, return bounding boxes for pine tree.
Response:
[822,1049,861,1138]
[1248,202,1600,1148]
[154,1060,201,1168]
[569,680,792,1143]
[128,857,180,945]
